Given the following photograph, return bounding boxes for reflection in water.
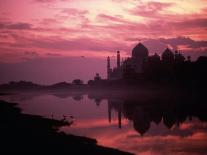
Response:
[107,98,207,136]
[1,90,207,155]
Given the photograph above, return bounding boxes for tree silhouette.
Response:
[72,79,83,85]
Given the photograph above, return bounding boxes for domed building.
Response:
[162,48,174,64]
[132,43,149,73]
[132,43,149,59]
[105,43,187,81]
[107,43,149,80]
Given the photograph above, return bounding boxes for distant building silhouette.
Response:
[107,43,149,80]
[105,43,200,83]
[132,43,148,73]
[87,42,207,87]
[94,73,101,81]
[107,56,112,79]
[162,48,174,65]
[174,50,185,64]
[117,51,121,68]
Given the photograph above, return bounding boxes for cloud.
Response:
[97,14,126,23]
[46,53,62,57]
[61,8,89,16]
[159,36,207,49]
[125,1,207,39]
[129,1,174,18]
[58,8,90,26]
[173,18,207,29]
[34,0,67,3]
[0,30,129,54]
[0,22,32,30]
[35,0,55,2]
[138,37,207,60]
[28,37,129,52]
[39,18,61,25]
[24,51,39,57]
[1,21,207,61]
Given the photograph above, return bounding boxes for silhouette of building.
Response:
[132,43,149,73]
[94,73,101,81]
[106,43,191,82]
[117,51,121,68]
[162,48,174,65]
[107,43,149,80]
[174,50,185,64]
[107,56,112,79]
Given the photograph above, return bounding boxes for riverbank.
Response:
[0,100,133,154]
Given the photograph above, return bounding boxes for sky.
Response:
[0,0,207,84]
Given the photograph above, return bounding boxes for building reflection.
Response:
[93,93,207,136]
[8,90,206,137]
[108,100,122,129]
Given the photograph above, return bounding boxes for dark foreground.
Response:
[0,100,133,154]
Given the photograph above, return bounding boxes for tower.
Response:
[117,51,120,68]
[107,56,111,79]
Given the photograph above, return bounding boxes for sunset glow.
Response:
[1,0,207,60]
[1,0,207,83]
[1,2,207,154]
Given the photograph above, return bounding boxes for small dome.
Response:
[162,48,174,57]
[162,48,174,62]
[132,43,148,58]
[151,53,161,61]
[153,53,160,58]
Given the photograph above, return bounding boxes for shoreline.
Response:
[0,100,133,154]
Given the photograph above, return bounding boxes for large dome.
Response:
[132,43,149,58]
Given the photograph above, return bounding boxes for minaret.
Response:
[117,51,120,68]
[107,56,111,79]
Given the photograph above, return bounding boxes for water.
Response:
[1,91,207,155]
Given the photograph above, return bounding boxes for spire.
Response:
[107,56,111,79]
[117,51,120,68]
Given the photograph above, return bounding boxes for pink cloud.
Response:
[3,35,129,52]
[129,1,174,18]
[34,0,68,3]
[1,0,207,81]
[97,14,126,23]
[0,22,32,30]
[61,8,89,16]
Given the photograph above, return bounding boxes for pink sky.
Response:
[0,0,207,83]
